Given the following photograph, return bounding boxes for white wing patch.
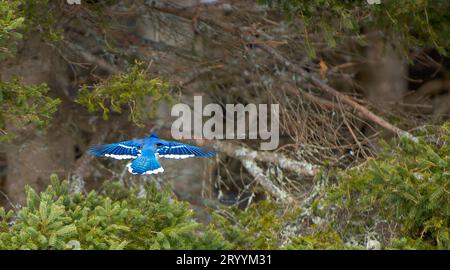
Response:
[126,162,164,175]
[118,144,136,149]
[157,145,196,159]
[105,154,134,160]
[103,144,141,159]
[158,154,195,159]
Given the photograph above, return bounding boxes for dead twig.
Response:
[241,158,293,203]
[212,140,319,177]
[151,5,411,138]
[257,43,410,138]
[197,140,320,203]
[64,41,123,74]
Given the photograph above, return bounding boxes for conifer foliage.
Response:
[0,123,447,250]
[0,176,228,250]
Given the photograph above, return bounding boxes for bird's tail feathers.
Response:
[127,155,164,175]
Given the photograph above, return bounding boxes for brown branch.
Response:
[177,64,224,88]
[66,43,128,192]
[404,79,450,102]
[151,5,411,138]
[257,43,409,137]
[64,41,123,74]
[282,83,340,111]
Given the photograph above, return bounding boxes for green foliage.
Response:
[322,123,450,249]
[0,124,448,250]
[211,199,353,250]
[76,63,171,127]
[0,175,228,250]
[0,1,64,139]
[0,78,61,139]
[0,0,25,59]
[212,200,294,249]
[18,0,62,43]
[259,0,450,56]
[286,227,352,250]
[211,123,449,250]
[0,0,61,60]
[211,200,291,249]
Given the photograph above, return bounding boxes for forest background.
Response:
[0,0,448,250]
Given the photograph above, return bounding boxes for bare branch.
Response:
[257,43,410,137]
[241,158,294,203]
[212,140,319,177]
[64,41,123,74]
[152,5,412,138]
[195,140,320,203]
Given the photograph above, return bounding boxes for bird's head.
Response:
[148,133,159,138]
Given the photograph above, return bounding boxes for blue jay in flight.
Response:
[89,133,215,175]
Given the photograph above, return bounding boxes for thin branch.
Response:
[404,79,450,102]
[282,83,340,111]
[66,45,128,192]
[257,43,410,137]
[241,158,293,203]
[64,41,123,74]
[200,140,320,202]
[211,141,319,177]
[151,5,412,138]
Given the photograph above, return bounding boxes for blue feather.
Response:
[89,140,143,160]
[89,134,215,175]
[156,141,215,159]
[127,154,163,175]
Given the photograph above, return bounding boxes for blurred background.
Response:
[0,0,449,222]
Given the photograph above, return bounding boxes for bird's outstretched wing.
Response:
[89,140,143,160]
[156,140,216,159]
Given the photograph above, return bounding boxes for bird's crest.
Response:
[148,133,159,138]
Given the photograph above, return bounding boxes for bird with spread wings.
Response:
[89,133,215,175]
